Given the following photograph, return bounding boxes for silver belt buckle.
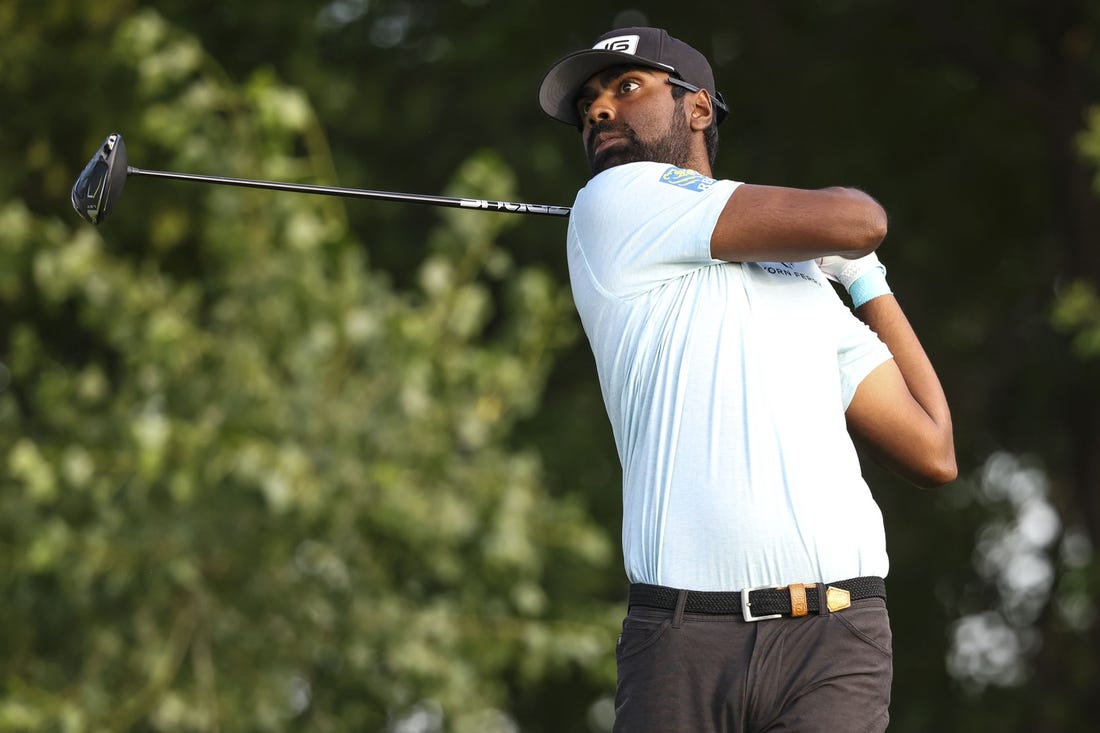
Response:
[741,585,783,622]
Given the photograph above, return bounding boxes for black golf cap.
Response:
[539,27,728,128]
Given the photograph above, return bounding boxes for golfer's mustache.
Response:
[586,120,637,155]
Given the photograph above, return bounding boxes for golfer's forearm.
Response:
[710,184,887,262]
[856,295,956,474]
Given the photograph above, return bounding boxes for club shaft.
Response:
[127,167,571,218]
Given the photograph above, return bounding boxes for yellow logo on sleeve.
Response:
[659,166,717,192]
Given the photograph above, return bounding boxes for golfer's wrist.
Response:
[848,267,891,308]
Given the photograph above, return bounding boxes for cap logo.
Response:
[593,34,639,55]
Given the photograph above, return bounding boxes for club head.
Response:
[71,133,129,225]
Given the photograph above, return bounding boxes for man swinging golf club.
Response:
[538,27,956,732]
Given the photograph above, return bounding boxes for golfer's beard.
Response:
[586,113,692,175]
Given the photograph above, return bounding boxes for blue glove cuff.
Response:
[848,267,891,308]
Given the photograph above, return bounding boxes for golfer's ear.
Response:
[689,89,715,131]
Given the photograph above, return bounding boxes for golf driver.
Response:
[71,133,572,225]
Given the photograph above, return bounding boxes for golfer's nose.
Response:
[586,92,616,126]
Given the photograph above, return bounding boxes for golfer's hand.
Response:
[815,252,886,290]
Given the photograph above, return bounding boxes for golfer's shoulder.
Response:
[578,161,663,197]
[575,162,731,218]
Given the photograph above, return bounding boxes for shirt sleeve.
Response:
[835,305,893,409]
[569,162,740,300]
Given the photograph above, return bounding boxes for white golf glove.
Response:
[816,252,891,307]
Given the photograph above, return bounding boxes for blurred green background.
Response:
[1,0,1098,730]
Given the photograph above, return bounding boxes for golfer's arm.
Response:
[845,295,957,488]
[710,184,888,262]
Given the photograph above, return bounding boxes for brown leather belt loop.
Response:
[788,583,809,618]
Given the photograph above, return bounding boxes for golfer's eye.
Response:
[576,79,639,118]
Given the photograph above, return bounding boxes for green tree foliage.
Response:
[1054,108,1100,356]
[1,6,615,731]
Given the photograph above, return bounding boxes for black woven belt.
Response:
[628,576,886,620]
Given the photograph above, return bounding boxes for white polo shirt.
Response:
[567,161,893,592]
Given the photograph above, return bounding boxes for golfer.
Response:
[539,27,956,732]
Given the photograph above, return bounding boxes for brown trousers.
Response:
[613,596,893,732]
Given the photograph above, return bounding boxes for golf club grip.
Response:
[127,167,572,218]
